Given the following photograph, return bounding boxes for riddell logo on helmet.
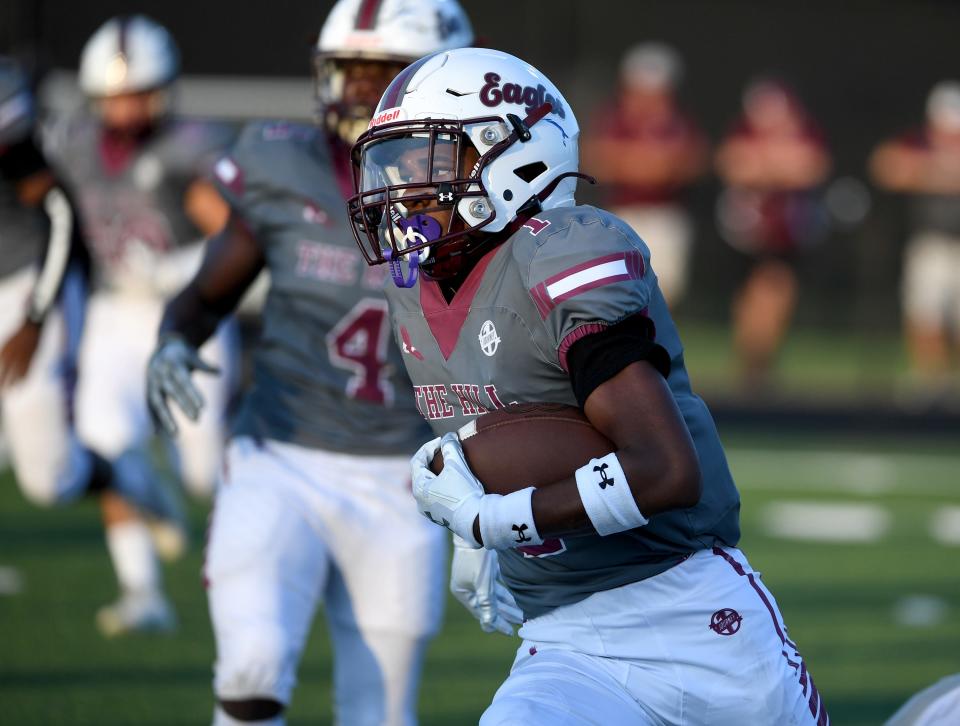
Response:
[479,72,566,119]
[369,107,407,128]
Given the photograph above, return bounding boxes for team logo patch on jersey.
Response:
[478,320,501,356]
[709,608,743,636]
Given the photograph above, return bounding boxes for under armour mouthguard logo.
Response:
[512,523,532,543]
[594,463,615,489]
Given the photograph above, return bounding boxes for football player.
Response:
[145,1,473,724]
[0,58,187,631]
[44,15,237,635]
[0,57,91,504]
[349,48,830,724]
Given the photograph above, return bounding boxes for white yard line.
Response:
[761,501,891,542]
[726,448,960,497]
[930,507,960,546]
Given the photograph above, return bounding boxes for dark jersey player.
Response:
[348,48,830,725]
[145,1,474,724]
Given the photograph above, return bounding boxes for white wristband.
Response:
[478,487,543,550]
[575,453,648,536]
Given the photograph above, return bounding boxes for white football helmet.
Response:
[79,15,179,97]
[314,0,473,144]
[349,48,584,284]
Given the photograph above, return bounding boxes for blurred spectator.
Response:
[583,42,708,308]
[870,81,960,389]
[715,78,831,388]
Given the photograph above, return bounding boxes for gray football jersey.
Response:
[214,120,430,454]
[45,114,234,290]
[385,205,741,618]
[0,159,46,280]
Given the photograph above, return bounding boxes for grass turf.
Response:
[1,430,958,725]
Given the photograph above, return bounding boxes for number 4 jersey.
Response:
[213,121,430,454]
[384,204,741,619]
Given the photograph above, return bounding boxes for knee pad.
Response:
[214,625,297,707]
[214,699,284,725]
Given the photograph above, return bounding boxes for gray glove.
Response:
[147,334,219,436]
[450,534,524,635]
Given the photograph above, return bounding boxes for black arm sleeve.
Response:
[2,136,91,322]
[159,215,265,348]
[566,314,672,409]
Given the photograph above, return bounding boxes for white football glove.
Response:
[146,334,219,436]
[450,534,523,636]
[411,432,484,546]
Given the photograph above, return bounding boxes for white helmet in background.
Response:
[927,80,960,134]
[314,0,474,143]
[349,48,583,284]
[79,15,179,97]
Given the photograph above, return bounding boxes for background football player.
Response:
[145,1,473,724]
[0,56,85,508]
[350,48,829,724]
[44,15,237,636]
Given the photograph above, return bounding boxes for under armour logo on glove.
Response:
[424,511,451,529]
[594,463,615,489]
[512,523,532,543]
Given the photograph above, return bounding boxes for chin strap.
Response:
[536,171,597,204]
[385,247,421,288]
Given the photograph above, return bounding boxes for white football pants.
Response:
[74,291,234,498]
[0,265,91,506]
[482,547,827,726]
[206,437,447,725]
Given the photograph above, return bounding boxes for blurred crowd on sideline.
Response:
[583,42,960,397]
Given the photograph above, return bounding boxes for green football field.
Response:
[1,428,958,725]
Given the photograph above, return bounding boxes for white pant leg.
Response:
[481,649,651,726]
[208,439,447,718]
[901,232,960,331]
[76,291,234,498]
[169,318,237,498]
[207,438,328,705]
[505,547,824,726]
[0,267,89,506]
[266,443,447,725]
[74,293,157,457]
[325,574,432,726]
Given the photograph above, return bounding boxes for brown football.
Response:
[429,403,614,495]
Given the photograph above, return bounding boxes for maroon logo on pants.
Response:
[709,608,743,635]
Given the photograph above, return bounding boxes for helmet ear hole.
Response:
[513,161,548,183]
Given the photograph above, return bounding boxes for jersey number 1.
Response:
[326,299,393,405]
